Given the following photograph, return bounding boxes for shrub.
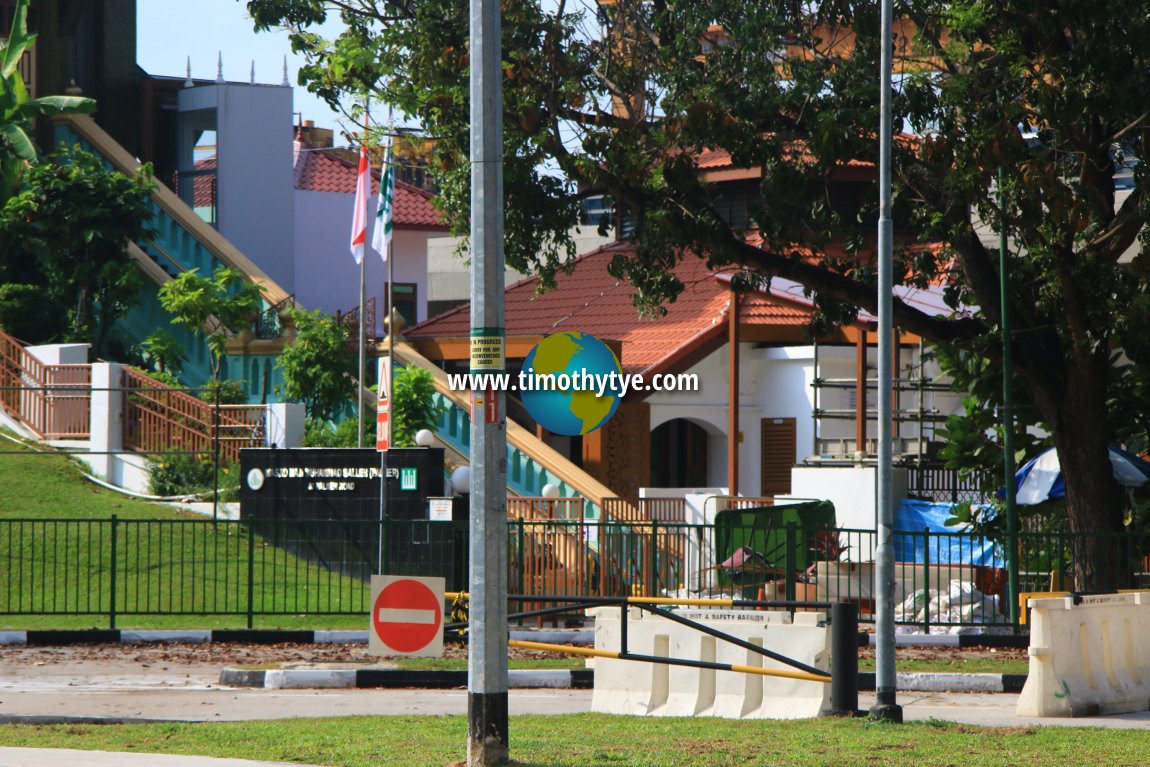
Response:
[148,453,215,497]
[149,453,240,500]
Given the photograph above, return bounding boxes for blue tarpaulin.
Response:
[893,499,1000,567]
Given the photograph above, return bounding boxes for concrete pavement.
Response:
[0,747,328,767]
[5,650,1150,767]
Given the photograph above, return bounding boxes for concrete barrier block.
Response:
[1018,592,1150,717]
[590,607,830,719]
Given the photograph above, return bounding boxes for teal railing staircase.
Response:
[52,115,289,400]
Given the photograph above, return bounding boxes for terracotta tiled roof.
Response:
[293,145,446,229]
[406,243,814,376]
[698,146,876,170]
[192,156,216,208]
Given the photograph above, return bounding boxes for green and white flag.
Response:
[372,143,395,261]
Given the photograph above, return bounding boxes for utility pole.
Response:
[467,0,509,760]
[870,0,902,723]
[1000,170,1019,626]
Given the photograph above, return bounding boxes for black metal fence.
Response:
[2,516,1147,632]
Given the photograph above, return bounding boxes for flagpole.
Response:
[386,107,395,451]
[357,107,370,449]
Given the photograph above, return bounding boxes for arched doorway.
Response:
[650,418,710,487]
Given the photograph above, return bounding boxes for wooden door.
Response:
[760,418,797,497]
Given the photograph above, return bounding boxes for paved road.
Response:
[4,659,1150,767]
[861,691,1150,730]
[3,662,1149,728]
[0,685,593,721]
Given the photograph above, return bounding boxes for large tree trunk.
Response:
[1039,356,1129,592]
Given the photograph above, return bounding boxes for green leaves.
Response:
[158,266,264,380]
[1,0,95,171]
[275,308,357,422]
[0,0,32,81]
[392,367,445,448]
[1,144,154,347]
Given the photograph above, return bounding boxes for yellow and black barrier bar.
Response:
[508,639,830,683]
[445,592,833,680]
[445,592,830,610]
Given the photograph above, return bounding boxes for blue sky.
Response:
[136,0,352,141]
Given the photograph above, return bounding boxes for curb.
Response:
[220,668,594,690]
[857,672,1028,693]
[867,634,1029,649]
[221,667,1015,693]
[0,628,1018,648]
[0,629,592,646]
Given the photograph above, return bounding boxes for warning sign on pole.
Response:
[368,575,445,657]
[376,356,391,452]
[376,407,389,451]
[485,387,499,424]
[469,327,505,371]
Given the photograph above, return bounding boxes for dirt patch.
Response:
[856,644,1028,665]
[0,640,578,668]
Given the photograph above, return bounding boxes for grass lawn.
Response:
[857,657,1030,674]
[3,714,1149,766]
[0,438,370,630]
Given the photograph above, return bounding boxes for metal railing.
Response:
[4,514,1149,632]
[121,367,265,463]
[507,497,585,520]
[338,296,376,352]
[0,329,91,439]
[906,463,989,504]
[256,294,296,340]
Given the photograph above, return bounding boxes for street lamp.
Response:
[870,0,903,723]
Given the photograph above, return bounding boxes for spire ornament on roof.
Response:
[216,52,224,83]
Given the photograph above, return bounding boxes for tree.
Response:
[157,266,264,380]
[1,0,95,202]
[1,145,154,348]
[392,366,443,448]
[249,0,1150,589]
[276,308,357,422]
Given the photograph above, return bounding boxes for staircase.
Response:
[52,114,290,399]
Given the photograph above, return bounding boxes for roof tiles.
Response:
[406,243,815,376]
[293,145,446,228]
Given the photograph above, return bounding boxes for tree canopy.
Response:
[248,0,1150,589]
[158,266,264,380]
[276,307,357,422]
[1,145,154,348]
[1,0,95,200]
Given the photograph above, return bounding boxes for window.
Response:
[385,282,418,328]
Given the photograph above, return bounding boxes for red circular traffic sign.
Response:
[372,578,442,653]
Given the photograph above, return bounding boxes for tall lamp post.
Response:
[870,0,903,723]
[467,0,509,761]
[1000,170,1020,626]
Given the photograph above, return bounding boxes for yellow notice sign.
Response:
[469,328,505,371]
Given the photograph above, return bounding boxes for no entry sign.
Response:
[367,575,445,657]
